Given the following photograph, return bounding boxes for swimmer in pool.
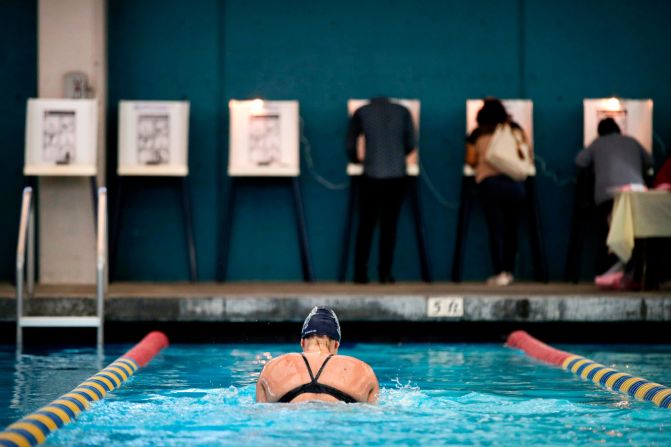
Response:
[256,306,379,404]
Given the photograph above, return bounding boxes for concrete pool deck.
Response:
[1,282,670,323]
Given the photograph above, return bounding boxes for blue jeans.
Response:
[477,175,526,275]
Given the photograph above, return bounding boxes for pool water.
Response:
[1,343,671,446]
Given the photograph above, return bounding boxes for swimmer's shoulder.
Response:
[333,354,376,375]
[260,353,302,374]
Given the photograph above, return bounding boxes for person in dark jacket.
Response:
[346,97,416,284]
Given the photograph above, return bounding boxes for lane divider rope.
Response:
[506,330,671,409]
[0,331,169,447]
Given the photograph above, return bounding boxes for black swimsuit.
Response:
[277,354,358,403]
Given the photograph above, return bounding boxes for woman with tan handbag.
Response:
[465,98,532,286]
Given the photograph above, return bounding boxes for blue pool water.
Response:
[1,343,671,446]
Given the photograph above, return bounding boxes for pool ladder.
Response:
[15,186,107,348]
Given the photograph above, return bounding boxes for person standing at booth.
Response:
[575,118,652,275]
[465,98,530,286]
[346,97,416,284]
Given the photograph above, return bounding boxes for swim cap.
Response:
[301,306,341,342]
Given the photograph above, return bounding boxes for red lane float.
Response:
[123,331,170,367]
[506,330,671,409]
[0,331,170,447]
[505,330,572,366]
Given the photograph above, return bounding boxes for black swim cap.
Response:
[301,306,341,342]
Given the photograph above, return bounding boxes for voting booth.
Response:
[217,99,313,281]
[118,101,190,176]
[110,101,198,281]
[583,98,653,152]
[452,99,547,282]
[228,99,300,177]
[338,99,432,282]
[565,98,654,282]
[21,98,100,298]
[25,98,98,176]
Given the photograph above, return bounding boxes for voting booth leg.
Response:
[564,192,585,283]
[292,178,314,282]
[410,178,432,283]
[338,177,358,282]
[217,178,313,282]
[631,239,662,291]
[180,177,198,282]
[110,177,198,282]
[643,237,666,291]
[451,176,474,283]
[564,170,595,282]
[525,178,548,283]
[639,239,648,291]
[564,183,591,283]
[216,178,237,281]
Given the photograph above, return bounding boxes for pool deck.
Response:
[1,282,670,323]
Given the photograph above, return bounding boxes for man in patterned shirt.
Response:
[346,97,416,284]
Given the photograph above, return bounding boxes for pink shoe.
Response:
[595,271,623,289]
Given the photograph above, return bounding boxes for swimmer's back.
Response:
[256,352,379,403]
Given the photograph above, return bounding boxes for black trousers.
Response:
[595,199,617,274]
[477,175,525,275]
[354,176,406,281]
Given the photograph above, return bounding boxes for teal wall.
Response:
[2,0,670,281]
[0,1,36,280]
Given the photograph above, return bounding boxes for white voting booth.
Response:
[454,99,547,283]
[566,98,654,283]
[465,99,535,176]
[114,100,197,281]
[24,98,98,176]
[118,101,190,176]
[228,99,300,177]
[346,98,420,176]
[20,98,105,345]
[219,99,312,281]
[583,98,653,151]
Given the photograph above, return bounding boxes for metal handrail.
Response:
[96,187,107,347]
[16,187,34,346]
[16,186,107,348]
[15,188,32,270]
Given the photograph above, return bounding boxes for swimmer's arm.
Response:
[367,376,380,404]
[256,356,283,403]
[362,362,380,404]
[256,362,275,403]
[256,377,269,403]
